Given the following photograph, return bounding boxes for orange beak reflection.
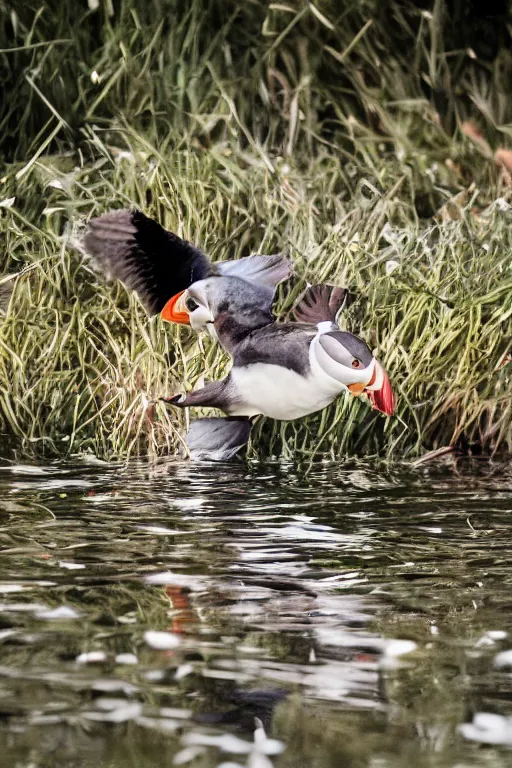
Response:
[161,291,190,325]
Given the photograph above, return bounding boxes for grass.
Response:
[1,0,512,460]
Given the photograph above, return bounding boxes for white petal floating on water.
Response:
[76,651,107,664]
[59,561,86,570]
[494,650,512,668]
[36,606,80,620]
[144,630,181,650]
[115,653,138,665]
[458,712,512,745]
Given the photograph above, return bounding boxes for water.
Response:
[1,457,512,767]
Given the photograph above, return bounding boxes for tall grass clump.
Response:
[1,0,512,460]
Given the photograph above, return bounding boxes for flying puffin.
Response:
[83,209,291,339]
[81,209,394,459]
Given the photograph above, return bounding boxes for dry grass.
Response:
[1,0,512,459]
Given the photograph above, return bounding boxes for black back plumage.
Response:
[232,323,316,375]
[83,209,212,315]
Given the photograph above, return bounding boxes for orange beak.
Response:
[161,291,190,324]
[348,362,395,416]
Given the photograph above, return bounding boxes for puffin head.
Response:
[316,331,395,416]
[162,276,274,338]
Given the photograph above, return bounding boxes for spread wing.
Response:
[292,284,350,324]
[82,210,212,315]
[82,209,292,317]
[218,253,292,298]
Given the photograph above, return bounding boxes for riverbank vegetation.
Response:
[1,0,512,459]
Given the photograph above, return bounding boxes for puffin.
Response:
[83,209,291,338]
[81,209,394,459]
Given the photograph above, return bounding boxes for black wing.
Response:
[83,209,212,315]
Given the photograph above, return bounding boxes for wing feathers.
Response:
[83,209,211,315]
[293,284,350,324]
[186,417,252,461]
[218,254,291,293]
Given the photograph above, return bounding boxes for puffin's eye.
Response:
[185,297,199,312]
[352,359,362,368]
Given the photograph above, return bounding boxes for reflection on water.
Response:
[0,458,512,766]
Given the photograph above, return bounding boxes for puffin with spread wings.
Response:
[82,209,394,459]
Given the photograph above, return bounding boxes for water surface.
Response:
[0,457,512,767]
